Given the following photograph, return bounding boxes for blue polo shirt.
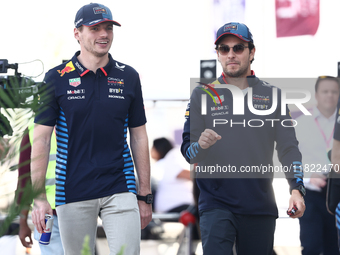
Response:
[35,51,146,206]
[334,101,340,142]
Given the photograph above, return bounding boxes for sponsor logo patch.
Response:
[93,7,107,15]
[69,78,81,87]
[253,94,270,103]
[67,89,85,94]
[214,95,224,105]
[109,88,123,94]
[75,18,83,27]
[75,62,84,73]
[58,62,76,77]
[115,62,125,71]
[224,25,237,31]
[108,77,124,86]
[68,95,85,100]
[108,95,125,99]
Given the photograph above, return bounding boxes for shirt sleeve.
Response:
[275,89,304,191]
[34,71,59,126]
[127,71,146,128]
[181,88,210,163]
[334,104,340,141]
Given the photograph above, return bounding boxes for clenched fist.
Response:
[198,129,222,149]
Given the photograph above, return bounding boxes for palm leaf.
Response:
[0,75,42,235]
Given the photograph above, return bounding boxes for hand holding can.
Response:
[39,214,53,245]
[287,205,298,216]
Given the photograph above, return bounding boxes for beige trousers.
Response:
[56,192,140,255]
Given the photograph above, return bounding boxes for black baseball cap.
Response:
[215,22,253,45]
[74,3,121,28]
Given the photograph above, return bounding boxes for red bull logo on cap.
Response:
[93,7,107,14]
[58,62,76,77]
[224,25,238,31]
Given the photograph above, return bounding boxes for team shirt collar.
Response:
[72,51,114,77]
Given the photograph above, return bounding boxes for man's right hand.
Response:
[19,219,33,248]
[198,129,222,149]
[31,200,53,234]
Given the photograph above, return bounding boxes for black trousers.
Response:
[199,208,276,255]
[299,189,339,255]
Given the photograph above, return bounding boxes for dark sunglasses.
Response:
[217,44,249,55]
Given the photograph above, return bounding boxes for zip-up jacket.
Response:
[181,74,304,217]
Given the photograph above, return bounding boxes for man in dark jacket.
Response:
[181,22,306,255]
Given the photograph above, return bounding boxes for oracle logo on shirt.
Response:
[108,77,124,86]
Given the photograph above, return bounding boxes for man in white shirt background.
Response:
[295,76,340,255]
[151,137,193,213]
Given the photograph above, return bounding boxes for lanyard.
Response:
[222,73,228,84]
[314,118,334,150]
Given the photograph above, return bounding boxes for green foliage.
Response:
[0,182,44,237]
[0,75,41,165]
[81,235,125,255]
[117,245,126,255]
[0,75,42,235]
[81,235,91,255]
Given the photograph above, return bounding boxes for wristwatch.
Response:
[291,185,306,197]
[137,194,154,204]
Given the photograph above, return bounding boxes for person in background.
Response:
[16,120,64,254]
[152,138,194,213]
[330,81,340,252]
[295,76,339,255]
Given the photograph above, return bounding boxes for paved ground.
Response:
[0,219,303,255]
[0,178,305,255]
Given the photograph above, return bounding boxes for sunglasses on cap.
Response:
[217,44,249,55]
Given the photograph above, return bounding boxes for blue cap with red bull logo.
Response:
[74,3,121,28]
[215,22,253,45]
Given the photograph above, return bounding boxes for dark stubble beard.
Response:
[223,57,251,78]
[94,52,108,58]
[84,44,110,58]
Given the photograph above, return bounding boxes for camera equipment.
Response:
[0,59,41,109]
[0,59,43,137]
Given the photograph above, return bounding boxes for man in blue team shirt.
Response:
[30,3,152,254]
[181,22,306,255]
[331,97,340,252]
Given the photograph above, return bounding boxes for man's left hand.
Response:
[138,201,152,229]
[288,190,305,218]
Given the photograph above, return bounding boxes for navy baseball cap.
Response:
[215,22,253,45]
[74,3,121,28]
